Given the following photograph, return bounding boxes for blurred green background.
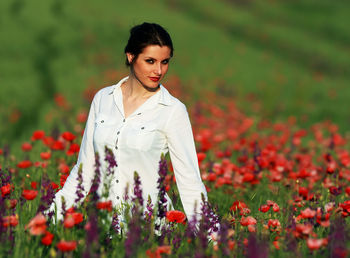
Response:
[1,0,350,147]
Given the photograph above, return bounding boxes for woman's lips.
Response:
[149,77,160,82]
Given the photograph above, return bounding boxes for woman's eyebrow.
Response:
[144,56,171,60]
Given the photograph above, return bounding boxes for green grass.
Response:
[1,0,350,147]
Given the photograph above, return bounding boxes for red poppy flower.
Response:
[62,131,76,142]
[32,130,45,140]
[60,174,69,187]
[346,186,350,196]
[40,152,51,160]
[51,182,59,190]
[56,240,77,252]
[17,160,33,169]
[166,210,186,224]
[240,216,257,226]
[63,216,75,228]
[329,186,341,196]
[41,231,54,246]
[59,163,70,174]
[259,204,270,213]
[197,152,206,162]
[146,245,171,258]
[8,199,17,209]
[96,201,113,212]
[21,142,32,152]
[51,140,65,151]
[31,181,38,189]
[2,215,19,227]
[0,148,3,155]
[1,184,12,197]
[307,238,328,250]
[66,143,80,156]
[42,136,55,147]
[267,219,281,230]
[300,208,316,219]
[64,211,83,227]
[76,111,87,123]
[230,200,248,212]
[22,189,38,200]
[25,213,47,235]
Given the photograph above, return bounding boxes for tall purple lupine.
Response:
[74,164,85,203]
[218,219,230,256]
[36,173,55,221]
[60,196,66,219]
[144,196,154,223]
[104,146,117,176]
[155,156,168,232]
[124,173,145,257]
[83,211,99,258]
[246,233,268,258]
[111,212,120,235]
[124,214,142,258]
[132,172,143,208]
[90,152,101,202]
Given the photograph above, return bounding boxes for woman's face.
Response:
[127,45,171,89]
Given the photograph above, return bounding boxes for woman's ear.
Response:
[126,53,134,65]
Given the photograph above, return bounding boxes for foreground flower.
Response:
[41,231,54,246]
[166,210,186,224]
[146,245,171,258]
[230,200,248,212]
[96,201,113,212]
[56,240,77,252]
[1,184,12,197]
[300,208,316,219]
[307,238,328,250]
[2,215,19,227]
[25,213,47,235]
[240,216,257,226]
[22,189,38,200]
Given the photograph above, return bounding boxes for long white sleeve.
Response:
[165,102,207,220]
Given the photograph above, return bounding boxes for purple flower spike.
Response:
[74,164,85,204]
[36,174,55,220]
[104,146,117,176]
[90,152,101,202]
[132,172,143,207]
[156,156,168,221]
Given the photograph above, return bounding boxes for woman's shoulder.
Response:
[159,84,186,110]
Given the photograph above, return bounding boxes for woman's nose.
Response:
[154,63,162,75]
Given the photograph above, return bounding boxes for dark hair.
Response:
[124,22,174,66]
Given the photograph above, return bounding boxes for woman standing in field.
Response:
[48,22,207,223]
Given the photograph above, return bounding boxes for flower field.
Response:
[1,75,349,257]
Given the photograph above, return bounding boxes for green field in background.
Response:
[1,0,350,146]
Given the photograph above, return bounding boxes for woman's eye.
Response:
[162,60,169,64]
[146,59,154,64]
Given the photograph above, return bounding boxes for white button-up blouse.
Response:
[50,76,207,221]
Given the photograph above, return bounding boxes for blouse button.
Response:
[115,146,118,150]
[137,113,141,115]
[123,119,125,122]
[117,131,120,135]
[101,120,104,123]
[116,179,119,183]
[117,196,120,200]
[141,127,145,130]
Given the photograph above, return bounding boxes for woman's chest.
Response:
[93,108,168,152]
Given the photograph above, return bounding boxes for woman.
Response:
[49,22,207,224]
